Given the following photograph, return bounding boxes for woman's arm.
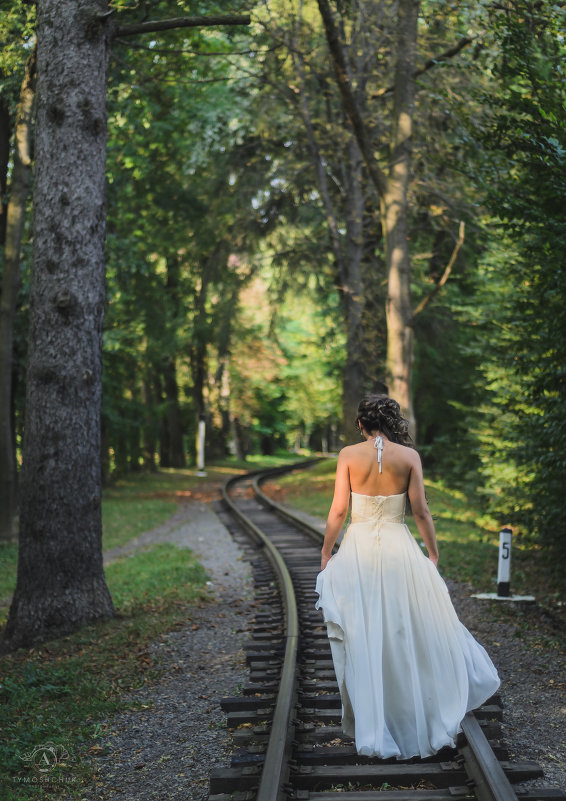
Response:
[321,450,351,570]
[407,452,439,565]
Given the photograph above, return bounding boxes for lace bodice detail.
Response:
[350,492,406,525]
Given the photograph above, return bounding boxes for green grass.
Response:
[263,458,338,518]
[102,496,177,550]
[269,458,564,606]
[0,545,17,611]
[411,480,499,593]
[1,543,210,799]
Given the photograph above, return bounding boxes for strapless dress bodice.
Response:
[350,491,406,525]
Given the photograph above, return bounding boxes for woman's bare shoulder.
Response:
[401,444,422,466]
[338,442,358,455]
[337,442,366,461]
[396,440,419,453]
[387,441,421,464]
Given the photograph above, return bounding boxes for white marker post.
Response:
[196,413,207,477]
[471,525,535,603]
[497,527,512,597]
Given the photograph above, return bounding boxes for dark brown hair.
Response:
[356,394,413,446]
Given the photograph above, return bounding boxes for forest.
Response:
[0,0,564,649]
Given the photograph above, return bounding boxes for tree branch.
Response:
[114,15,251,39]
[372,37,474,99]
[316,0,388,198]
[113,39,270,57]
[413,221,465,317]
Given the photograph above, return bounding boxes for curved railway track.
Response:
[208,461,563,801]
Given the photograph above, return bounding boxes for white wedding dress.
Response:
[315,491,500,759]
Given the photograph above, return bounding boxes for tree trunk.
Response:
[0,49,36,542]
[142,375,157,471]
[0,97,11,245]
[2,2,115,651]
[341,137,365,443]
[156,371,172,467]
[382,0,418,435]
[382,182,415,433]
[163,255,185,467]
[127,377,142,470]
[291,34,368,441]
[217,354,243,459]
[163,357,185,467]
[190,262,211,439]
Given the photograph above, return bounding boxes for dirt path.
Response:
[79,492,256,801]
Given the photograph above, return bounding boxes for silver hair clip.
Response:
[374,435,383,473]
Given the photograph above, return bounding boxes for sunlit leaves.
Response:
[0,1,35,107]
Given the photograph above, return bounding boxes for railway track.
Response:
[208,461,564,801]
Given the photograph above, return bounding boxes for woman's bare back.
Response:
[342,437,417,497]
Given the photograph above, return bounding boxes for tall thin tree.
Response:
[0,47,36,542]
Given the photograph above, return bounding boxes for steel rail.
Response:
[222,459,322,801]
[460,713,519,801]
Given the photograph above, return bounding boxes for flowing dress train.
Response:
[315,491,500,759]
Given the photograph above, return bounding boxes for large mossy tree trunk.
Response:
[0,49,36,542]
[2,0,115,651]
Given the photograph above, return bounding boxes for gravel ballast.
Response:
[448,578,566,791]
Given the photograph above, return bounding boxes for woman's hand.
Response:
[321,550,332,571]
[429,554,439,567]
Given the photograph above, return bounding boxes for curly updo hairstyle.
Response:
[356,394,413,447]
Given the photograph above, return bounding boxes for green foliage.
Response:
[278,288,345,437]
[103,0,263,468]
[0,1,35,107]
[468,1,566,566]
[227,276,344,452]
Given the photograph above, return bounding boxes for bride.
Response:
[315,394,500,759]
